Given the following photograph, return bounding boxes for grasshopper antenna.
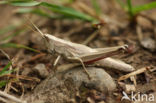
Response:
[30,20,45,37]
[25,17,45,37]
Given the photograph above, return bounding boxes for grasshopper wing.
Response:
[78,45,128,63]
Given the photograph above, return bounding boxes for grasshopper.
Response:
[29,20,132,79]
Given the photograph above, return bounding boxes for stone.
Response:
[26,67,116,103]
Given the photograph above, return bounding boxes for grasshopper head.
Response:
[43,34,55,54]
[27,19,56,54]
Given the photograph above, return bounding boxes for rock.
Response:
[26,67,116,103]
[140,37,156,52]
[63,67,116,92]
[33,64,49,78]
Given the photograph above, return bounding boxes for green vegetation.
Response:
[0,0,98,52]
[0,43,40,53]
[91,0,101,15]
[0,0,156,52]
[0,62,13,88]
[0,24,40,53]
[117,0,156,17]
[0,0,96,22]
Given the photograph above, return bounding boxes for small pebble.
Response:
[34,64,49,78]
[141,37,156,52]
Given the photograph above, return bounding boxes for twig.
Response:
[130,76,137,86]
[136,25,143,42]
[28,53,46,62]
[0,96,11,103]
[0,49,10,60]
[0,74,40,82]
[53,55,61,67]
[65,23,90,37]
[83,30,99,45]
[10,86,19,93]
[118,66,151,82]
[0,90,27,103]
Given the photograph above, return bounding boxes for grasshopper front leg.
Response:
[67,56,92,79]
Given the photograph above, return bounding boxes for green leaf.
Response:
[2,29,25,42]
[0,62,12,76]
[10,1,41,6]
[1,1,96,22]
[0,25,16,36]
[16,8,63,19]
[40,2,96,22]
[116,0,126,9]
[0,43,40,53]
[0,80,8,88]
[127,0,133,16]
[132,1,156,14]
[0,70,14,77]
[0,1,8,4]
[91,0,101,15]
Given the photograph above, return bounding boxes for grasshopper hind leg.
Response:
[77,58,92,79]
[68,57,92,79]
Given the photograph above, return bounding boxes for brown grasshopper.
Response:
[29,20,133,79]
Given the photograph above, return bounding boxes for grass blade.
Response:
[132,1,156,14]
[0,62,12,75]
[0,25,16,36]
[0,80,8,88]
[10,1,41,6]
[0,43,40,53]
[91,0,101,15]
[116,0,126,9]
[0,1,8,4]
[2,29,25,42]
[40,2,96,22]
[127,0,133,16]
[0,70,14,77]
[1,1,96,22]
[16,8,63,19]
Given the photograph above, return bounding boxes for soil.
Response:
[0,0,156,103]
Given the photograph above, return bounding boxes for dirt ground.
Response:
[0,0,156,103]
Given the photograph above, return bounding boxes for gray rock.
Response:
[34,64,49,78]
[141,37,156,52]
[26,67,116,103]
[63,67,116,92]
